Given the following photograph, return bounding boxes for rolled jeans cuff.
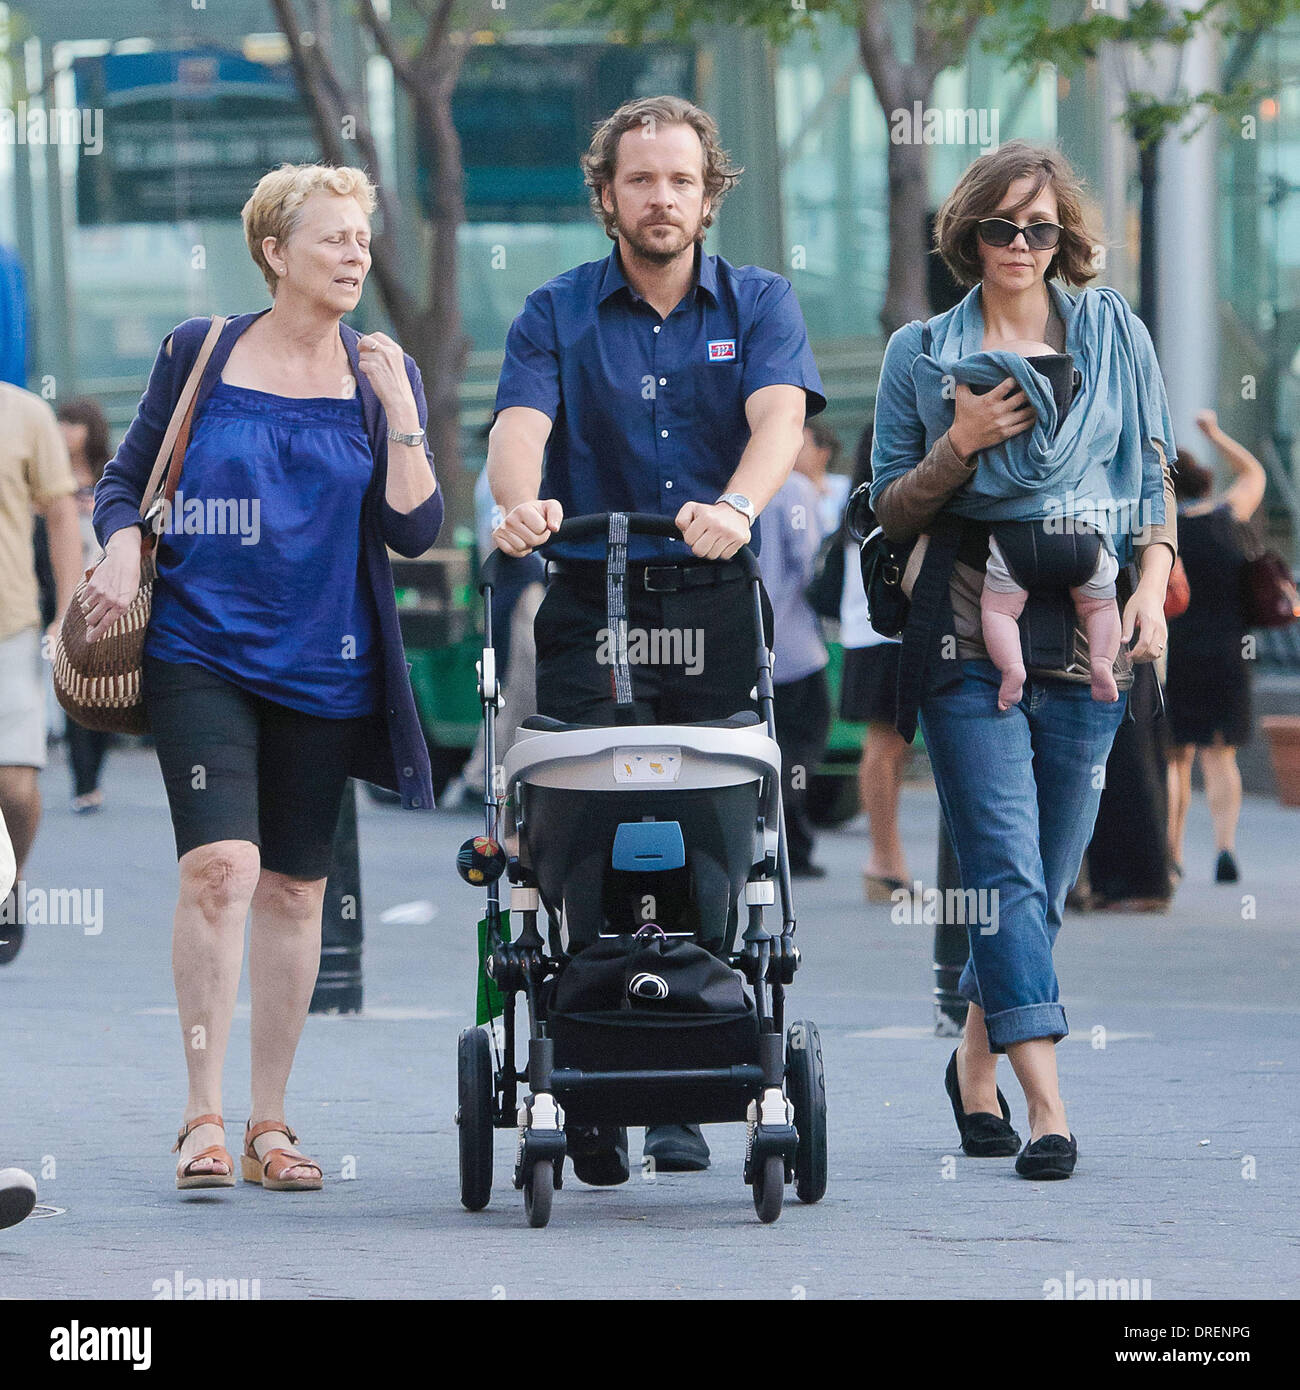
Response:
[983,1001,1068,1053]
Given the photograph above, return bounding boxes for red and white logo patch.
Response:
[707,339,736,361]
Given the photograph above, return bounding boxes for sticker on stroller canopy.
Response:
[708,339,736,361]
[613,748,682,783]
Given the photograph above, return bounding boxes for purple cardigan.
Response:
[94,310,444,809]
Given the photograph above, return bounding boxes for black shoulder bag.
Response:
[847,320,931,639]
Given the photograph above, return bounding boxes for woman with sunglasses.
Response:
[868,140,1178,1180]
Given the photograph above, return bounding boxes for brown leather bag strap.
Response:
[138,315,228,551]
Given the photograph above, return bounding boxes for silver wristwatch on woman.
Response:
[387,426,426,447]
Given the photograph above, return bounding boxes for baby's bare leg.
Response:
[981,584,1029,711]
[1072,591,1121,701]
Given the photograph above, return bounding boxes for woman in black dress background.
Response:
[1165,409,1267,884]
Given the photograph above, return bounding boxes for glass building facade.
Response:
[1,0,1297,545]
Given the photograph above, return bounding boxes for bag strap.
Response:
[137,316,227,549]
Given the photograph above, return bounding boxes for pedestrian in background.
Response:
[759,462,831,878]
[796,418,851,536]
[837,424,910,901]
[57,397,115,813]
[0,376,81,967]
[1165,411,1267,886]
[86,163,442,1192]
[0,800,39,1228]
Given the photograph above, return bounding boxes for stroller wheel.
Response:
[787,1020,828,1204]
[523,1159,555,1228]
[751,1153,784,1224]
[457,1027,494,1212]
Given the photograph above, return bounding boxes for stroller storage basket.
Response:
[547,1011,761,1127]
[547,932,760,1125]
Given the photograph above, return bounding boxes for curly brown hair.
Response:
[933,139,1104,288]
[581,95,742,240]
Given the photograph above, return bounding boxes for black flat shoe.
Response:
[1215,850,1239,883]
[1015,1132,1078,1180]
[643,1123,710,1172]
[0,1168,37,1229]
[0,922,22,967]
[944,1049,1022,1157]
[568,1124,629,1186]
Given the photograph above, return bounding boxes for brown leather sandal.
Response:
[172,1113,235,1190]
[241,1120,323,1191]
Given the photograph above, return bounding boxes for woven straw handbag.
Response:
[54,316,226,734]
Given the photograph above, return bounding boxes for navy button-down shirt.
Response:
[493,244,826,561]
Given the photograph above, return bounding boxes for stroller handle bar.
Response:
[551,512,759,580]
[479,512,759,590]
[550,514,756,578]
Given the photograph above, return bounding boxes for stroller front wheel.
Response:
[752,1153,784,1224]
[523,1158,555,1228]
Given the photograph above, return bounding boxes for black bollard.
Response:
[311,779,363,1014]
[932,816,968,1036]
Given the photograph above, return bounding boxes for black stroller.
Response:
[454,513,827,1226]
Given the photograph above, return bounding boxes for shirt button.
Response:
[402,766,414,777]
[659,378,667,386]
[411,797,423,808]
[653,325,661,334]
[665,480,674,489]
[660,429,669,438]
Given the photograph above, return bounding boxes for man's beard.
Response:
[614,203,703,265]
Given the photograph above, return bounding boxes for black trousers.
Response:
[1087,665,1171,902]
[772,668,832,870]
[66,723,112,798]
[534,570,772,724]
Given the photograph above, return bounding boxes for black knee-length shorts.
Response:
[143,655,369,879]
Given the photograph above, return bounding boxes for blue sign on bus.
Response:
[73,48,318,225]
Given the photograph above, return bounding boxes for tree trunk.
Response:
[272,0,472,538]
[855,0,981,337]
[881,134,932,335]
[1138,140,1159,337]
[409,52,472,540]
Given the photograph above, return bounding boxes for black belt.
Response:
[546,558,746,592]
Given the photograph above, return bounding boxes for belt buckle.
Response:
[641,565,680,593]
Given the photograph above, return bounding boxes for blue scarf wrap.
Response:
[875,281,1174,566]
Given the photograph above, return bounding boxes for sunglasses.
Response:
[976,217,1063,251]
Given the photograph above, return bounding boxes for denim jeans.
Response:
[918,659,1127,1052]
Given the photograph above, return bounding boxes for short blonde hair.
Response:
[241,163,378,295]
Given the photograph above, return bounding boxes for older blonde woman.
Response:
[87,164,442,1191]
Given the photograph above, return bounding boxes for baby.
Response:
[977,339,1121,711]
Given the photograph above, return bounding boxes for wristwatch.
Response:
[387,426,426,447]
[717,492,756,524]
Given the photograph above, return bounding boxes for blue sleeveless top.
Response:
[145,380,381,717]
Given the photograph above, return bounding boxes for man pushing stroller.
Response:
[488,95,824,1181]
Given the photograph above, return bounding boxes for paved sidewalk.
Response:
[2,744,1297,1300]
